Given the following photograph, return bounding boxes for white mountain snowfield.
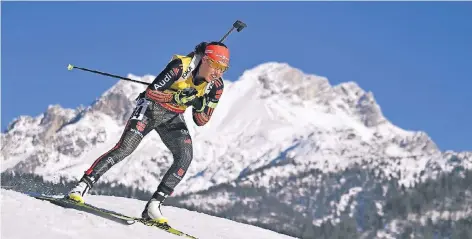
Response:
[1,61,471,238]
[0,189,295,239]
[1,62,469,194]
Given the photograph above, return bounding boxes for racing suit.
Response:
[79,53,224,198]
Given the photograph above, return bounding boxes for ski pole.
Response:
[67,20,247,83]
[67,64,150,85]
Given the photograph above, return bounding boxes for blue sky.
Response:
[2,2,471,151]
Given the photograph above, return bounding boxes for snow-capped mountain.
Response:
[2,62,471,238]
[2,62,468,191]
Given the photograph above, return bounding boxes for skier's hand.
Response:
[173,88,198,105]
[188,96,207,112]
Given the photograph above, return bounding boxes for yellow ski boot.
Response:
[142,198,169,224]
[66,181,90,204]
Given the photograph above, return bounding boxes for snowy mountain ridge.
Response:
[3,61,471,238]
[2,62,470,197]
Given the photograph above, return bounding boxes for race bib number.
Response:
[132,98,149,120]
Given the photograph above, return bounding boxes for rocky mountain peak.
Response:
[240,62,332,101]
[237,62,386,128]
[330,82,387,128]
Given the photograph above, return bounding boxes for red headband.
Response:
[205,45,230,66]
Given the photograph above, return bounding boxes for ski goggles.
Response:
[205,57,229,73]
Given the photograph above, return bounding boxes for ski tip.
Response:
[126,220,137,225]
[67,64,74,70]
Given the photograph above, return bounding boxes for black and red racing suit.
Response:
[80,56,224,197]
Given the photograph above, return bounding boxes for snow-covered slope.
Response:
[0,189,294,239]
[2,61,471,238]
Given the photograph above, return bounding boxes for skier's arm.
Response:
[191,78,224,126]
[145,59,183,103]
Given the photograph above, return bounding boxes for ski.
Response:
[27,192,198,239]
[137,218,198,238]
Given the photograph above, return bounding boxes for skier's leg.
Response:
[156,116,193,196]
[142,114,193,223]
[68,99,155,202]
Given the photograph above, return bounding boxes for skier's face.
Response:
[198,56,228,82]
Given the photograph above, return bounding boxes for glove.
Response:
[188,96,207,112]
[194,42,208,55]
[173,88,198,105]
